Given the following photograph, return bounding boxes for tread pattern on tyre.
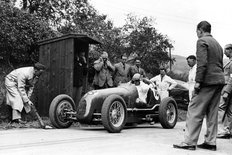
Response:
[101,94,127,133]
[158,97,178,129]
[49,94,75,128]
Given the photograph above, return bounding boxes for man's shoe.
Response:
[12,119,26,124]
[217,133,231,139]
[173,142,196,150]
[197,143,216,151]
[17,119,27,124]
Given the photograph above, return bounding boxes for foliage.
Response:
[0,1,56,64]
[122,14,174,75]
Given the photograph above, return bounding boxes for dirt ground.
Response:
[0,109,187,130]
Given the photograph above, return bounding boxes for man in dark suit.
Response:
[173,21,225,151]
[73,52,87,108]
[113,54,130,86]
[129,59,146,79]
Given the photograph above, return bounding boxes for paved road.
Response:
[0,121,231,155]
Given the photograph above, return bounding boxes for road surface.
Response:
[0,121,231,155]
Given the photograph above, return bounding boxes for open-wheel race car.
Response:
[49,81,178,133]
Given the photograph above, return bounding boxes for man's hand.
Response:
[81,56,87,64]
[106,60,111,66]
[194,82,201,94]
[222,92,229,101]
[28,100,34,106]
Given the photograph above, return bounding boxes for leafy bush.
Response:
[0,1,56,64]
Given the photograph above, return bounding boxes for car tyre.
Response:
[159,97,178,129]
[101,94,127,133]
[49,94,75,128]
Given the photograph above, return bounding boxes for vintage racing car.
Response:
[49,81,179,133]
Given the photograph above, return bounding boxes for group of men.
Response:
[3,20,232,152]
[173,21,232,151]
[92,51,177,102]
[92,51,146,89]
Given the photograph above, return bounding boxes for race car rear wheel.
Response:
[101,95,127,133]
[49,94,75,128]
[159,97,178,129]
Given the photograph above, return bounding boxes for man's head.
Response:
[224,44,232,58]
[196,21,211,38]
[34,62,46,77]
[121,54,127,64]
[101,51,108,62]
[78,52,85,58]
[135,59,141,67]
[186,55,196,67]
[132,73,141,86]
[159,66,167,76]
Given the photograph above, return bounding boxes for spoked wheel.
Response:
[159,97,178,129]
[49,94,75,128]
[101,95,127,133]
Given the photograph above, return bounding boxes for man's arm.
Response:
[106,60,115,72]
[167,77,177,90]
[195,39,208,84]
[222,62,232,96]
[17,73,30,103]
[94,58,104,71]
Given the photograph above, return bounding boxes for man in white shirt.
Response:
[131,73,150,105]
[150,66,177,100]
[186,55,197,101]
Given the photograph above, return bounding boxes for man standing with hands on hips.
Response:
[173,21,225,151]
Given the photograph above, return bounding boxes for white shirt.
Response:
[135,81,151,103]
[150,74,177,100]
[188,64,196,100]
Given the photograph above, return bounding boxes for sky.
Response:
[89,0,232,57]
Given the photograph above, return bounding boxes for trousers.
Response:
[184,85,222,145]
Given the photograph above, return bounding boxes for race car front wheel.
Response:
[101,94,127,133]
[49,94,75,128]
[159,97,178,129]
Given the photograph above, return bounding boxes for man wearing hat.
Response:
[129,59,146,79]
[131,73,152,107]
[93,51,115,89]
[150,66,177,100]
[5,62,46,124]
[217,44,232,139]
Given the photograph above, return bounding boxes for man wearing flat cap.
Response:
[217,44,232,139]
[129,59,146,79]
[5,62,46,124]
[93,51,115,89]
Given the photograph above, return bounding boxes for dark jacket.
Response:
[195,34,225,86]
[129,65,146,79]
[113,62,130,86]
[73,57,87,87]
[222,59,232,94]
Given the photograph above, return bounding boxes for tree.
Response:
[0,1,56,65]
[122,14,174,75]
